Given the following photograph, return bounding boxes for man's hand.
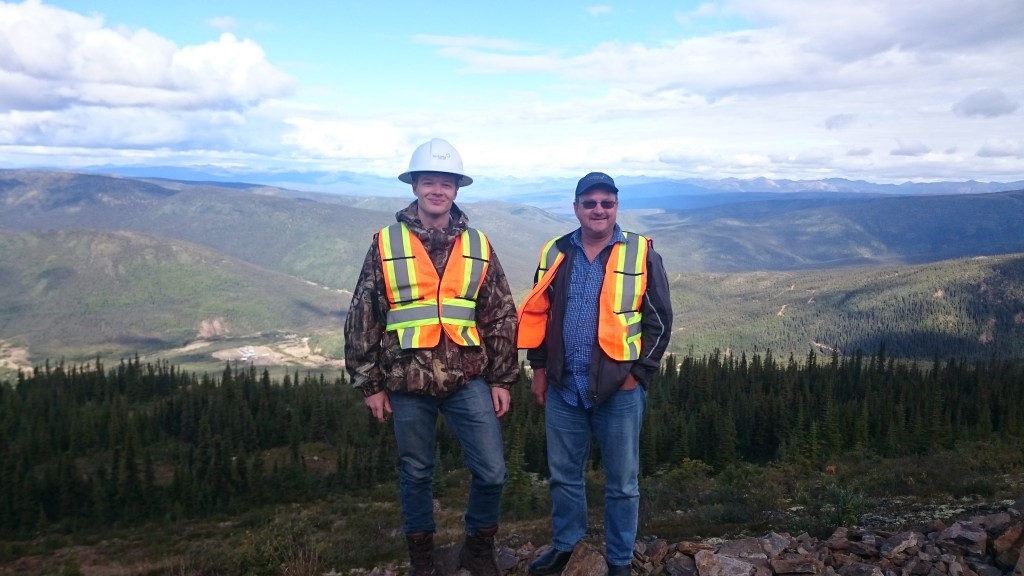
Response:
[491,387,511,418]
[364,390,392,423]
[531,369,548,406]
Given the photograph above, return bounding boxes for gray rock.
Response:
[939,521,988,557]
[664,552,697,576]
[695,549,757,576]
[836,562,883,576]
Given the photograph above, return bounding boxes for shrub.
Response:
[789,478,871,538]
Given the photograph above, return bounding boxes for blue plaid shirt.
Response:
[560,225,627,409]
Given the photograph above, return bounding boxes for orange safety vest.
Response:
[378,222,490,349]
[516,232,649,361]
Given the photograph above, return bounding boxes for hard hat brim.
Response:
[398,171,473,187]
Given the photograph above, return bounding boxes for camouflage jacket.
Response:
[344,201,519,398]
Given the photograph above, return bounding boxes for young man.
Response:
[345,138,518,576]
[517,172,674,576]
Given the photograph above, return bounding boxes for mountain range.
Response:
[79,164,1024,205]
[1,168,1023,373]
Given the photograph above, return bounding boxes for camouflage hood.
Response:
[394,200,471,237]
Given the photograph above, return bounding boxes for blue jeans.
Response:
[390,378,507,535]
[544,384,646,566]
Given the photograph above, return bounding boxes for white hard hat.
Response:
[398,138,474,187]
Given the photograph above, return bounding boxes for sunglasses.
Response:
[579,199,617,209]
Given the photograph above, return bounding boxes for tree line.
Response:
[2,346,1023,537]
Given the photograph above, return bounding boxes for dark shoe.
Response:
[528,546,573,575]
[460,525,499,576]
[607,562,632,576]
[406,531,437,576]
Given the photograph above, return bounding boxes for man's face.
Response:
[412,172,459,219]
[574,187,618,239]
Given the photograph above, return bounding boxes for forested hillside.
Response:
[0,228,346,364]
[644,189,1024,272]
[2,226,1023,373]
[3,350,1022,542]
[669,253,1024,361]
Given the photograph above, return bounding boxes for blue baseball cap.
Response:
[575,172,619,197]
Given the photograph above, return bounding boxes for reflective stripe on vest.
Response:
[379,223,490,348]
[516,232,648,361]
[600,231,648,361]
[534,237,561,284]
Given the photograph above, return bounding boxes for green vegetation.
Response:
[0,228,345,366]
[3,220,1023,372]
[2,348,1022,572]
[669,253,1024,361]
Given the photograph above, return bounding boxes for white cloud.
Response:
[207,16,238,30]
[0,0,297,169]
[952,89,1019,118]
[414,1,1023,181]
[771,150,834,167]
[675,3,722,25]
[436,29,832,96]
[825,114,857,130]
[0,104,262,151]
[977,139,1024,158]
[424,0,1024,103]
[1,0,1023,184]
[587,5,612,17]
[412,35,531,51]
[725,0,1024,59]
[282,117,405,161]
[891,142,931,157]
[0,1,293,112]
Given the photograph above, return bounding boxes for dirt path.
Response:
[211,337,344,368]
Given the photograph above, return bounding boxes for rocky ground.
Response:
[348,496,1024,576]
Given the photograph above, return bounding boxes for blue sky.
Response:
[1,0,1023,186]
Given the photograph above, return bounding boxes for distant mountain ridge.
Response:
[6,168,1024,277]
[643,189,1024,272]
[2,168,1023,369]
[67,164,1024,205]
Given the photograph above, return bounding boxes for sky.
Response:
[1,0,1023,186]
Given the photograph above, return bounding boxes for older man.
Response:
[345,138,518,576]
[518,172,673,576]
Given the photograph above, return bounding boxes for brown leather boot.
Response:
[459,525,500,576]
[406,531,437,576]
